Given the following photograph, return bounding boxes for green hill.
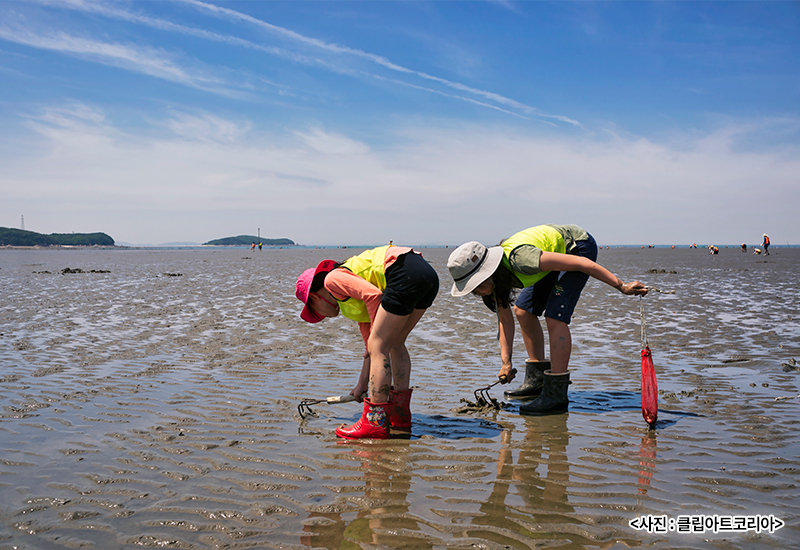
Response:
[0,227,115,246]
[204,235,295,246]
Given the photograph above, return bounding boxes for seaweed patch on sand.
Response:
[452,395,511,414]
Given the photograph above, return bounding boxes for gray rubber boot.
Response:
[504,360,550,399]
[519,370,570,415]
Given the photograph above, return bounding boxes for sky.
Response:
[1,1,798,246]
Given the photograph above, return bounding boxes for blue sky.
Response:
[1,1,798,246]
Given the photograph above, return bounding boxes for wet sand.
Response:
[1,246,798,549]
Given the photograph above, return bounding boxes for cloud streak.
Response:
[180,0,554,117]
[0,23,250,98]
[26,0,577,123]
[36,0,349,75]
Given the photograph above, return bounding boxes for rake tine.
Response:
[298,393,360,420]
[472,368,516,405]
[297,399,320,419]
[474,384,493,404]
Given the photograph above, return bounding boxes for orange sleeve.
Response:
[324,268,383,350]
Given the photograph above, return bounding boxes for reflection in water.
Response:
[302,442,424,549]
[466,415,574,548]
[346,445,422,548]
[636,432,658,496]
[300,509,346,549]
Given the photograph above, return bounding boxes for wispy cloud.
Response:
[172,0,576,123]
[293,128,370,155]
[17,0,580,124]
[37,0,348,75]
[372,75,531,120]
[181,0,589,124]
[484,0,523,14]
[164,112,252,143]
[181,0,542,113]
[0,23,249,98]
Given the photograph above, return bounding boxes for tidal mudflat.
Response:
[1,246,798,549]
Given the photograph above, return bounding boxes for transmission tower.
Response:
[21,215,25,230]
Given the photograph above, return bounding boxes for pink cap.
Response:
[295,259,337,323]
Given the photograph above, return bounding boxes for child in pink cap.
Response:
[295,245,438,439]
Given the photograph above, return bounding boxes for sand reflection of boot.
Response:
[388,388,413,431]
[519,370,570,415]
[336,399,391,439]
[504,360,549,399]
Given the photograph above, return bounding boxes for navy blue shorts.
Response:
[381,252,440,316]
[514,234,598,325]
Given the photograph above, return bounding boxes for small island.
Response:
[0,227,115,247]
[203,235,295,246]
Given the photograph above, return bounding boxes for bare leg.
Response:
[351,355,370,400]
[546,317,571,373]
[368,307,426,402]
[389,346,409,390]
[388,309,426,391]
[515,306,546,361]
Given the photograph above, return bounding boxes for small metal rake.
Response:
[297,393,364,419]
[473,368,516,404]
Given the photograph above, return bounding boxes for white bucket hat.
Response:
[447,241,504,296]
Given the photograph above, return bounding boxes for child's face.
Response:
[310,289,340,318]
[472,279,494,297]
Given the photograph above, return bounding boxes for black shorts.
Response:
[514,234,598,325]
[381,252,440,316]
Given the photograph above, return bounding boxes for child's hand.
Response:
[351,383,367,402]
[498,366,517,384]
[621,281,648,296]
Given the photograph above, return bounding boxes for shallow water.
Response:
[1,246,798,549]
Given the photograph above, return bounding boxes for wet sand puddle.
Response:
[1,247,799,549]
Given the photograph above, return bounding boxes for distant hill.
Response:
[0,227,115,246]
[203,235,295,246]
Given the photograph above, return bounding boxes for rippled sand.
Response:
[1,245,798,549]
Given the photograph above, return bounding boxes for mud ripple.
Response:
[1,247,799,549]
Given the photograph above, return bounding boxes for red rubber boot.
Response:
[335,398,391,439]
[389,388,413,431]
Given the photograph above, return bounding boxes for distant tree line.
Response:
[0,227,115,246]
[203,235,295,246]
